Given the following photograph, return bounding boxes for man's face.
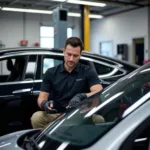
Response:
[64,44,81,70]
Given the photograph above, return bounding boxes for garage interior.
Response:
[0,1,150,149]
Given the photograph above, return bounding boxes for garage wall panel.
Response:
[25,13,41,47]
[0,12,23,48]
[90,7,148,63]
[0,11,80,48]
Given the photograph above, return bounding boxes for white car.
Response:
[0,62,149,150]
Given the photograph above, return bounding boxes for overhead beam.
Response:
[8,0,21,6]
[31,0,46,7]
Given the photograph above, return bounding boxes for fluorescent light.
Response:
[89,14,103,19]
[68,12,103,19]
[52,0,106,7]
[66,0,106,7]
[51,0,106,7]
[2,7,53,14]
[1,7,103,19]
[68,12,81,17]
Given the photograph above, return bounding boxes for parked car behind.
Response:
[0,47,138,135]
[0,61,150,150]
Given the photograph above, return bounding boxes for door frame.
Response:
[132,37,144,64]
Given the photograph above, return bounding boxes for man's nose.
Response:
[69,55,74,61]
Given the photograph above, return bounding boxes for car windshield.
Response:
[36,64,150,149]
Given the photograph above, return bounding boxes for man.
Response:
[31,37,103,129]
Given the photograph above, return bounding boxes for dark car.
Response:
[0,47,138,135]
[0,62,150,150]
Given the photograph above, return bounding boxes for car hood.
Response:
[0,129,39,150]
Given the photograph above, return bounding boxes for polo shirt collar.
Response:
[60,63,80,73]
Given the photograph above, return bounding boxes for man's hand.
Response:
[41,100,57,114]
[68,93,87,108]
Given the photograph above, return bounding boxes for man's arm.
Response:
[86,84,103,97]
[68,68,103,108]
[37,91,49,109]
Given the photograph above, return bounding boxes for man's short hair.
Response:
[65,37,84,52]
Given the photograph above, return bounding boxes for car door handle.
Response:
[12,88,32,96]
[100,79,111,85]
[32,90,40,96]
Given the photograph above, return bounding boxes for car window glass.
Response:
[94,62,114,75]
[132,126,150,150]
[0,56,27,82]
[79,59,90,66]
[43,57,63,74]
[24,55,36,81]
[121,118,150,150]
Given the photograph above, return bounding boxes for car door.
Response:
[0,54,36,135]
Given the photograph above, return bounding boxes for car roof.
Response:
[0,47,139,69]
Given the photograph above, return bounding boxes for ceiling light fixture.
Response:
[1,7,103,19]
[2,7,53,14]
[67,0,106,7]
[68,13,103,19]
[89,14,103,19]
[68,12,81,17]
[52,0,106,7]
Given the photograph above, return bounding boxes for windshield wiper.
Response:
[23,136,40,150]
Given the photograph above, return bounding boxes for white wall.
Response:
[90,7,148,63]
[0,11,81,48]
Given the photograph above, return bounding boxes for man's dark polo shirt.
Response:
[41,63,100,108]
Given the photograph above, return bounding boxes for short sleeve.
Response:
[40,69,52,93]
[86,68,101,88]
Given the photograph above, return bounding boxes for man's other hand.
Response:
[68,93,87,108]
[41,100,57,114]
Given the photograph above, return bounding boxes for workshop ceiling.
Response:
[0,0,149,17]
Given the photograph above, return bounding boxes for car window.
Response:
[94,62,114,74]
[94,62,123,77]
[43,58,62,74]
[0,56,27,82]
[24,55,36,81]
[121,117,150,150]
[79,59,91,66]
[132,126,150,150]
